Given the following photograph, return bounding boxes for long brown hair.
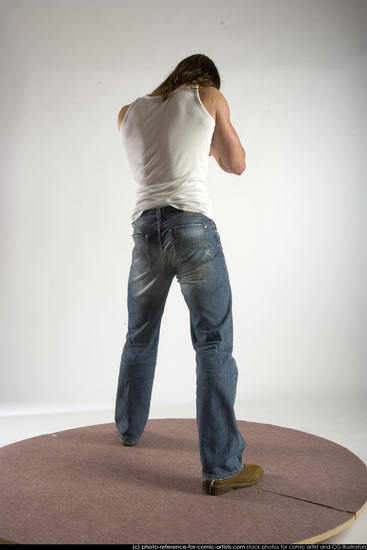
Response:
[152,54,221,101]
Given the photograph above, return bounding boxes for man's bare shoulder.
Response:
[117,103,132,132]
[198,86,227,121]
[199,85,224,102]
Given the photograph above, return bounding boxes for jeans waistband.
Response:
[140,206,185,220]
[141,206,184,218]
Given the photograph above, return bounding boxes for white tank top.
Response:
[120,85,215,222]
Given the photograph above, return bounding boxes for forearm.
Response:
[210,142,246,175]
[210,142,229,172]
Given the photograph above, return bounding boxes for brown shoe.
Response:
[202,463,264,495]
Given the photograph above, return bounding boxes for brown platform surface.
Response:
[0,419,366,544]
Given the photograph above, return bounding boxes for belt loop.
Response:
[156,207,161,223]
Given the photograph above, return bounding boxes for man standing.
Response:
[115,54,263,495]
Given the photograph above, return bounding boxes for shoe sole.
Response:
[119,438,138,447]
[202,477,262,495]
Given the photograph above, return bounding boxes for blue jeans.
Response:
[115,206,245,480]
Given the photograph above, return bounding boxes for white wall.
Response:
[1,0,366,415]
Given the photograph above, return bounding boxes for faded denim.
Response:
[115,206,245,480]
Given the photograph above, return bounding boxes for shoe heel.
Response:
[202,480,232,495]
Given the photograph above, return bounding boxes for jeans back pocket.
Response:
[169,223,213,267]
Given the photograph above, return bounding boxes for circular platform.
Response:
[0,419,366,544]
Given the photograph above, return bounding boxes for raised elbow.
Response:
[234,160,246,175]
[233,148,246,175]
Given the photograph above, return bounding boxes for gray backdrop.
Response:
[1,0,366,415]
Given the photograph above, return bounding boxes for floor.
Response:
[1,395,366,544]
